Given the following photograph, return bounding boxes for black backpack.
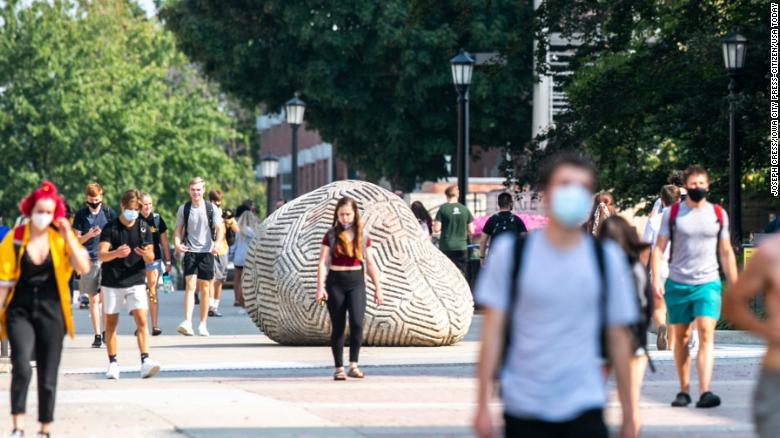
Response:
[491,213,525,237]
[182,201,217,243]
[225,224,236,247]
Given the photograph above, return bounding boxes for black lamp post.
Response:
[285,93,305,199]
[450,49,475,206]
[721,31,748,248]
[259,155,279,218]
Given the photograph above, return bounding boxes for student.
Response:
[479,192,527,266]
[315,197,383,380]
[0,181,90,437]
[433,186,474,275]
[473,154,638,438]
[410,201,433,238]
[98,189,161,380]
[586,191,616,236]
[232,207,259,309]
[138,193,171,336]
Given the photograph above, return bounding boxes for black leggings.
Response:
[325,270,366,368]
[7,298,65,423]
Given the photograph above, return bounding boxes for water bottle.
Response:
[162,274,174,294]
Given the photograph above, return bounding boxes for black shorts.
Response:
[504,409,607,438]
[183,252,215,281]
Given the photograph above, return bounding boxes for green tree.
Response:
[161,0,535,190]
[0,0,256,223]
[522,0,770,212]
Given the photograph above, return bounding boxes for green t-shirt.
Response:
[435,202,473,251]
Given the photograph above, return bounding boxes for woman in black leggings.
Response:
[0,181,90,437]
[316,197,383,380]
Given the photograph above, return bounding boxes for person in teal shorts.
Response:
[651,165,739,409]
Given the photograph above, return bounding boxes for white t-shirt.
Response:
[643,208,670,280]
[475,231,637,422]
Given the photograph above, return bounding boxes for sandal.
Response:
[348,366,364,379]
[333,369,347,381]
[152,327,162,336]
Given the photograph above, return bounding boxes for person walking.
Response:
[479,192,527,266]
[651,165,738,408]
[72,182,116,348]
[139,193,171,336]
[724,234,780,437]
[98,189,161,380]
[586,191,616,236]
[315,197,383,381]
[207,190,235,317]
[0,181,91,438]
[643,184,681,351]
[232,206,259,309]
[433,185,474,275]
[174,177,223,336]
[473,154,638,438]
[410,201,433,238]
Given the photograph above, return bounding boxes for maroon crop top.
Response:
[322,233,371,267]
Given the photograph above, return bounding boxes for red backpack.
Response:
[668,202,725,264]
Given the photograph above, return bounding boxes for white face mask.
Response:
[31,213,54,230]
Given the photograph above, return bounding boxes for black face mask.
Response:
[686,187,708,202]
[86,201,102,209]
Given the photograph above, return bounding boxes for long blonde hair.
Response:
[331,197,363,261]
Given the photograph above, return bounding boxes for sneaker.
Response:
[36,433,49,438]
[198,322,210,337]
[10,429,23,438]
[671,392,691,407]
[105,361,120,380]
[209,307,223,317]
[696,391,721,408]
[79,295,89,309]
[152,327,163,336]
[92,334,102,348]
[176,320,194,336]
[656,324,668,351]
[140,358,161,379]
[689,329,699,351]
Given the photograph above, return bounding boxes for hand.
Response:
[473,406,494,438]
[87,227,101,239]
[164,262,171,274]
[175,243,189,254]
[134,245,153,261]
[653,280,665,300]
[480,257,486,267]
[56,218,73,240]
[114,244,131,259]
[211,246,219,256]
[315,286,328,303]
[374,287,384,306]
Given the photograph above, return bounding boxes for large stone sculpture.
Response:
[242,180,474,346]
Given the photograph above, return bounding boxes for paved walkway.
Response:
[0,290,766,437]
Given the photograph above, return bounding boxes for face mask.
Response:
[686,187,708,202]
[86,201,101,209]
[31,213,54,230]
[550,184,593,229]
[123,209,139,221]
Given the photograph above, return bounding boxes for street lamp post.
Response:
[721,31,748,249]
[285,93,306,199]
[259,156,279,218]
[450,49,475,206]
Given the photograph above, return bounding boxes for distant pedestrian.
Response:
[433,185,474,275]
[315,197,383,380]
[410,201,433,238]
[479,192,527,266]
[232,208,260,308]
[764,213,780,234]
[207,190,235,317]
[651,171,688,217]
[0,181,90,437]
[724,234,780,438]
[585,191,615,236]
[98,189,161,380]
[473,153,638,438]
[72,182,117,348]
[139,193,172,336]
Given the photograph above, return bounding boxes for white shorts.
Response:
[102,285,148,315]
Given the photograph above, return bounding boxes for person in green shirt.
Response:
[433,185,475,275]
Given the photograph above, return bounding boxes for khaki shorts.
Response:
[102,285,148,315]
[214,253,228,282]
[78,262,102,296]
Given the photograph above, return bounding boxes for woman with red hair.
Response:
[0,181,90,437]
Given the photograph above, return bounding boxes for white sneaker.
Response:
[140,358,161,379]
[10,429,23,438]
[198,322,209,337]
[105,361,120,380]
[176,320,194,336]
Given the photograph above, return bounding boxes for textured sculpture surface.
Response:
[242,180,474,346]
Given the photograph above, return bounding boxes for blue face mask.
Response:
[123,209,139,222]
[550,184,593,229]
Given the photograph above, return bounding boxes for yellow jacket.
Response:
[0,224,84,339]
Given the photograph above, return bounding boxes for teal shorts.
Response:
[664,279,722,324]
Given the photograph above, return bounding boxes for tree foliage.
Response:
[522,0,770,212]
[160,0,535,190]
[0,0,256,223]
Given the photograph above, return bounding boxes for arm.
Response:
[432,221,442,234]
[174,225,187,254]
[724,248,773,339]
[609,326,637,437]
[211,222,225,255]
[97,241,117,263]
[467,222,475,237]
[650,235,669,298]
[160,232,172,271]
[315,245,330,301]
[57,218,90,275]
[718,238,739,286]
[228,219,239,233]
[479,234,489,265]
[473,307,505,438]
[365,246,383,305]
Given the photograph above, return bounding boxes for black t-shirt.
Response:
[483,211,528,237]
[139,213,168,261]
[73,206,116,260]
[99,218,153,288]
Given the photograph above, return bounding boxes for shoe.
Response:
[209,307,223,317]
[696,391,721,408]
[689,329,699,351]
[176,320,194,336]
[79,295,89,309]
[657,324,668,351]
[10,429,23,438]
[140,358,161,379]
[36,433,49,438]
[152,327,162,336]
[92,334,102,348]
[198,323,209,337]
[105,361,120,380]
[671,392,691,407]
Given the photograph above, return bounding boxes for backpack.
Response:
[326,226,369,267]
[182,201,216,244]
[668,202,725,265]
[490,212,525,238]
[225,223,236,247]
